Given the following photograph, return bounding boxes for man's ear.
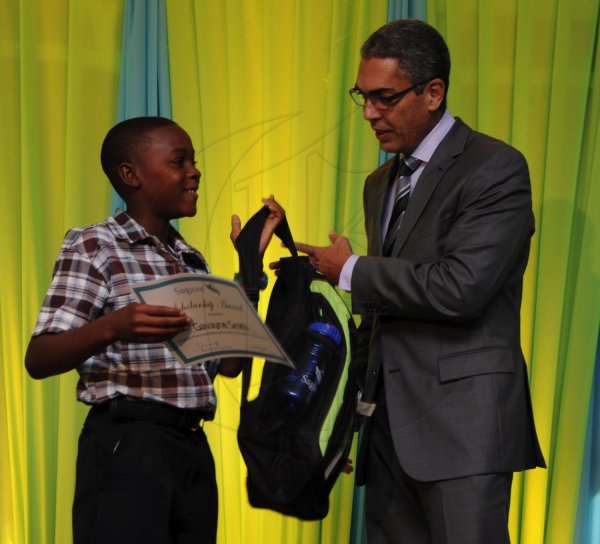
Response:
[118,162,141,189]
[426,78,446,112]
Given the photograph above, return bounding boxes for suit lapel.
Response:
[388,118,472,255]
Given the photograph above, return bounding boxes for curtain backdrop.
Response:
[167,1,600,542]
[577,335,600,542]
[0,2,122,543]
[426,2,600,542]
[166,2,386,542]
[1,1,599,543]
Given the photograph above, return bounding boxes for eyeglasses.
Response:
[348,81,429,111]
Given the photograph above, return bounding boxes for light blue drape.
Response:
[378,1,427,166]
[576,333,600,543]
[109,0,173,217]
[349,4,427,542]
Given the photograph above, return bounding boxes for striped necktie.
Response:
[382,156,421,255]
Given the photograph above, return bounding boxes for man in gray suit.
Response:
[295,19,546,544]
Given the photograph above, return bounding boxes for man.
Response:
[294,19,545,544]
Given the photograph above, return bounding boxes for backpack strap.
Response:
[234,207,306,405]
[235,207,298,290]
[234,206,269,306]
[273,216,298,258]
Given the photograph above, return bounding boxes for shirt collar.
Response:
[409,110,456,165]
[108,210,209,272]
[109,209,184,248]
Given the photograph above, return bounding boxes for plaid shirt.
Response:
[33,210,219,412]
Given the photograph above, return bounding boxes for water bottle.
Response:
[279,322,342,417]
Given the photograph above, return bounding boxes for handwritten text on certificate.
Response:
[130,273,292,367]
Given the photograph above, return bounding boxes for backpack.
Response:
[234,207,359,520]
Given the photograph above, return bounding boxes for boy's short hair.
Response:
[101,116,176,193]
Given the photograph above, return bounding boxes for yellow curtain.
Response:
[0,1,122,543]
[166,1,387,542]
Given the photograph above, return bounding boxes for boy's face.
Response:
[131,124,200,222]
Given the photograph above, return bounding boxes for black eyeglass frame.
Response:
[348,80,430,111]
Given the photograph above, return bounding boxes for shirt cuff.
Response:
[338,255,359,291]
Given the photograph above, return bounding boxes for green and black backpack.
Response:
[234,206,359,520]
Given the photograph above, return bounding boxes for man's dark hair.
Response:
[100,116,176,190]
[361,19,451,108]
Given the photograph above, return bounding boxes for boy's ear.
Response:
[118,162,142,189]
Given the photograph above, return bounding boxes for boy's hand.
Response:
[25,303,192,379]
[230,195,286,257]
[107,303,191,343]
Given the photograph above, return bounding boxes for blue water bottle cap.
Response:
[308,322,342,346]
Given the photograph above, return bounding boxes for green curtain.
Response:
[2,1,599,543]
[0,2,122,543]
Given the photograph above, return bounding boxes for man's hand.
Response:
[230,195,285,257]
[294,231,353,285]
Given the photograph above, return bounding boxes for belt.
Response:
[99,398,212,429]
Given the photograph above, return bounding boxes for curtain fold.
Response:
[0,2,122,543]
[429,1,600,542]
[110,0,173,216]
[577,333,600,543]
[352,4,429,542]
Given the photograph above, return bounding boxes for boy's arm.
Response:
[219,196,286,379]
[25,303,191,379]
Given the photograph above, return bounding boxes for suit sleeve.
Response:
[351,147,534,321]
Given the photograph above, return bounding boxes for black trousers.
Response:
[73,403,218,544]
[364,383,513,544]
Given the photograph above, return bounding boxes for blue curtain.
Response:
[377,1,427,166]
[349,5,428,542]
[109,0,173,216]
[576,332,600,542]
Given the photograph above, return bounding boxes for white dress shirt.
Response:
[338,110,456,291]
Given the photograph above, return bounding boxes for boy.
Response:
[25,116,283,544]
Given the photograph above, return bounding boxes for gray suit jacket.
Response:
[353,118,546,483]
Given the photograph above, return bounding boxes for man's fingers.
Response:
[328,230,339,243]
[295,241,316,255]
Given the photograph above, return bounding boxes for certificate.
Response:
[130,273,292,367]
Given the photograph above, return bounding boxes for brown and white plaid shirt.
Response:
[33,210,219,412]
